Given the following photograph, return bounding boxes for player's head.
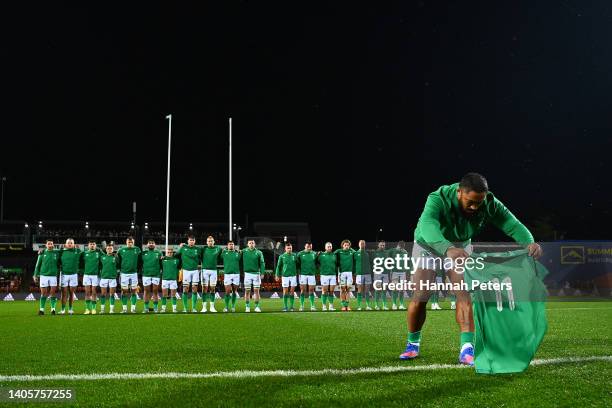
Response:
[65,238,75,249]
[45,239,54,250]
[88,240,96,250]
[187,235,195,246]
[304,241,312,251]
[458,172,488,217]
[165,247,173,256]
[126,237,134,247]
[341,239,351,250]
[247,239,255,249]
[227,240,235,250]
[325,242,333,252]
[358,239,366,250]
[397,240,405,249]
[206,236,215,247]
[147,239,155,250]
[285,242,293,253]
[378,240,386,250]
[106,244,114,254]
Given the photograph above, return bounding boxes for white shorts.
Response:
[182,269,200,285]
[61,273,78,288]
[83,274,99,287]
[373,273,389,287]
[320,275,337,286]
[143,277,160,286]
[391,272,407,283]
[161,279,178,290]
[339,271,353,286]
[202,269,217,287]
[39,276,57,288]
[120,273,138,289]
[356,274,372,285]
[299,275,316,286]
[99,278,117,288]
[224,273,240,286]
[244,272,261,289]
[281,276,298,288]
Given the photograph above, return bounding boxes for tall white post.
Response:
[229,117,233,241]
[165,114,172,250]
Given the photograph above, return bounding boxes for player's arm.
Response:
[418,194,456,257]
[116,249,122,270]
[274,256,282,281]
[258,250,266,275]
[490,197,541,257]
[33,253,42,282]
[296,252,301,274]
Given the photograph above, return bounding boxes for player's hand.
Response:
[527,243,543,259]
[275,276,280,282]
[179,243,185,248]
[33,276,39,284]
[446,247,469,260]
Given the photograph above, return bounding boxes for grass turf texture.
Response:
[0,299,610,407]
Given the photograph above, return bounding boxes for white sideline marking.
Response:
[0,356,610,382]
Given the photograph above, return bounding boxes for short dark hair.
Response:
[459,173,488,193]
[227,240,234,244]
[126,236,134,241]
[285,242,292,247]
[46,239,54,243]
[147,239,155,244]
[88,240,96,244]
[304,241,312,245]
[187,235,195,240]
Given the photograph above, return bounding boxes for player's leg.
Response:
[400,268,434,359]
[120,274,130,313]
[109,279,117,313]
[282,281,289,312]
[142,278,151,313]
[288,278,296,311]
[299,281,306,311]
[84,282,91,315]
[90,277,98,314]
[447,268,475,365]
[231,283,238,312]
[308,277,316,311]
[223,283,232,312]
[68,279,76,315]
[253,281,262,312]
[244,277,252,313]
[391,273,399,310]
[60,281,68,314]
[161,286,168,313]
[130,275,138,313]
[320,276,329,311]
[328,280,336,311]
[182,283,190,313]
[152,280,160,313]
[38,285,48,315]
[398,273,406,310]
[99,284,107,314]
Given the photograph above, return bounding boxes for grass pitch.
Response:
[0,298,610,407]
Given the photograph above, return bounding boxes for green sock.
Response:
[322,294,328,306]
[283,294,288,309]
[161,297,167,306]
[245,300,250,308]
[328,294,333,307]
[299,293,305,308]
[172,297,177,306]
[144,301,150,310]
[309,293,315,306]
[365,292,370,307]
[289,295,295,309]
[392,292,398,306]
[85,299,90,310]
[224,294,231,309]
[374,291,379,306]
[192,293,198,309]
[92,300,97,309]
[182,293,189,310]
[100,296,106,306]
[153,300,158,311]
[130,294,137,306]
[50,296,57,309]
[231,293,237,307]
[357,293,362,308]
[121,295,128,306]
[39,296,47,310]
[254,300,259,307]
[110,296,115,306]
[431,292,438,304]
[399,292,404,306]
[450,294,457,302]
[408,331,421,344]
[460,332,474,347]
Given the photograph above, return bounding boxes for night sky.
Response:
[2,1,611,244]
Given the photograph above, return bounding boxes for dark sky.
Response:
[1,1,611,244]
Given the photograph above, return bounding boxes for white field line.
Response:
[0,356,610,382]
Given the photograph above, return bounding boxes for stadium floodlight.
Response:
[24,223,28,228]
[85,221,89,229]
[144,222,149,230]
[165,114,172,250]
[189,223,193,231]
[228,117,232,241]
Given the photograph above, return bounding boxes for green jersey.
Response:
[34,249,61,277]
[317,251,337,275]
[354,249,371,275]
[388,246,410,273]
[275,252,298,277]
[372,249,388,274]
[335,248,355,272]
[201,245,222,270]
[116,246,141,273]
[141,248,162,277]
[220,249,241,274]
[297,250,317,276]
[60,248,81,274]
[414,183,535,257]
[241,248,265,274]
[100,254,119,279]
[177,245,201,270]
[161,256,181,280]
[81,249,102,276]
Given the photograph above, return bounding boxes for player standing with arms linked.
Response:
[177,235,202,313]
[117,237,141,313]
[242,239,265,313]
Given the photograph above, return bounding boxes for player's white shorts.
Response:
[391,272,407,283]
[373,273,389,287]
[143,277,160,286]
[411,241,473,274]
[99,278,117,288]
[224,273,240,286]
[299,275,316,286]
[281,276,298,288]
[201,269,217,287]
[339,271,353,286]
[356,274,372,285]
[244,272,261,288]
[61,273,78,288]
[83,274,99,287]
[182,269,200,285]
[39,276,57,288]
[161,279,178,290]
[320,275,337,286]
[120,273,138,289]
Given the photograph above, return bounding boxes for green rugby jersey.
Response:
[414,183,534,256]
[161,256,181,280]
[141,248,162,277]
[60,248,81,274]
[372,249,388,274]
[297,250,317,276]
[220,249,241,274]
[177,245,201,270]
[242,248,265,274]
[335,248,355,272]
[100,254,119,279]
[117,246,141,273]
[388,246,410,272]
[34,249,61,277]
[81,249,102,275]
[354,249,371,275]
[201,245,222,270]
[317,251,337,276]
[275,252,298,277]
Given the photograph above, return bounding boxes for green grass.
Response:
[0,298,610,407]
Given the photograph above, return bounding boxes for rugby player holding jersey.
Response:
[275,242,298,312]
[81,240,102,314]
[117,237,141,313]
[297,242,317,311]
[99,244,119,314]
[242,239,265,313]
[221,241,241,312]
[317,242,337,311]
[201,236,222,313]
[335,240,355,311]
[59,238,81,315]
[354,240,373,311]
[33,239,60,315]
[177,236,201,313]
[161,248,181,313]
[141,239,162,313]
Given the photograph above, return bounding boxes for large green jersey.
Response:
[201,245,222,270]
[297,250,317,276]
[335,248,355,272]
[388,247,410,273]
[81,249,102,275]
[161,256,181,280]
[100,254,119,279]
[116,246,141,273]
[220,249,241,274]
[177,245,201,270]
[275,252,298,277]
[34,249,61,277]
[141,248,162,277]
[354,249,371,275]
[414,183,535,257]
[317,251,337,275]
[60,248,81,274]
[242,248,265,274]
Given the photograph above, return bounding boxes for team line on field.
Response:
[0,355,610,382]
